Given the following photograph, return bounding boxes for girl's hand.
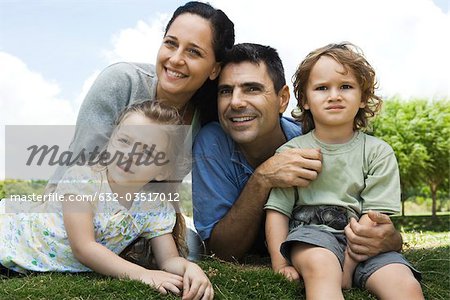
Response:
[277,265,300,282]
[140,269,183,295]
[182,262,214,300]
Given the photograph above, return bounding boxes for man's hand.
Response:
[256,148,322,188]
[345,211,403,262]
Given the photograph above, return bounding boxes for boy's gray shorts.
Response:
[280,225,421,288]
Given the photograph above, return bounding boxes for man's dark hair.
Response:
[222,43,286,93]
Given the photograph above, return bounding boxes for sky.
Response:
[0,0,449,179]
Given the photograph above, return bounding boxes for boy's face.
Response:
[305,55,364,133]
[106,113,171,187]
[217,61,289,147]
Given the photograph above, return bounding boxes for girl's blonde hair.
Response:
[100,100,188,258]
[292,42,382,134]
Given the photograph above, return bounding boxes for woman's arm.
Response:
[62,198,183,295]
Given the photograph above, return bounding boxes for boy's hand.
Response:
[277,265,301,282]
[182,262,214,300]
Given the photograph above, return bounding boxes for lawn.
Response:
[1,215,449,299]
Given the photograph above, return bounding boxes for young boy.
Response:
[265,42,423,299]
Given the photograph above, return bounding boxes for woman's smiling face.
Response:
[156,13,220,107]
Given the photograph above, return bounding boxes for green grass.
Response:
[1,215,449,299]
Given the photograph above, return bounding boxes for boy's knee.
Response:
[291,246,338,275]
[399,275,423,296]
[366,263,423,298]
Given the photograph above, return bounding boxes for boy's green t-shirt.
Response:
[265,131,401,220]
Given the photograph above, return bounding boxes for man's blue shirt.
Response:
[192,117,301,241]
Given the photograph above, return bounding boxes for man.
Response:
[193,43,402,262]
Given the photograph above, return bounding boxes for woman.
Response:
[48,1,233,184]
[59,1,234,169]
[46,1,234,266]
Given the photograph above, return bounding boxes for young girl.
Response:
[265,42,423,299]
[0,101,214,300]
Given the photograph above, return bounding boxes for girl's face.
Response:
[305,55,364,133]
[106,112,171,187]
[156,13,221,107]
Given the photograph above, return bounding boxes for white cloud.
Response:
[0,52,77,125]
[0,52,80,179]
[103,14,169,64]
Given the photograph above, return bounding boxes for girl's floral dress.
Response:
[0,165,175,273]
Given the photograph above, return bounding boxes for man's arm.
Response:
[206,148,322,261]
[206,170,270,261]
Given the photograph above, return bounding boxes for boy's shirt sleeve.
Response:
[264,142,297,218]
[361,139,401,214]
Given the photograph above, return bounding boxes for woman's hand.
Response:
[181,262,214,300]
[139,269,184,295]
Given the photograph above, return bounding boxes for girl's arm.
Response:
[62,197,183,295]
[151,233,214,300]
[265,210,299,281]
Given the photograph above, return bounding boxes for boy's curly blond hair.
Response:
[292,42,382,134]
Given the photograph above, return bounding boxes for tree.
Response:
[372,99,429,215]
[420,99,450,218]
[372,98,450,217]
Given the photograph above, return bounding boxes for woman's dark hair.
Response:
[165,1,235,124]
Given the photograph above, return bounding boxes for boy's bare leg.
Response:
[365,263,424,300]
[342,250,357,289]
[291,243,344,300]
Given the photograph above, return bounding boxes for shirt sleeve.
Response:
[264,187,296,218]
[71,63,138,155]
[360,140,401,214]
[264,141,298,217]
[140,200,176,239]
[54,166,100,197]
[192,124,243,241]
